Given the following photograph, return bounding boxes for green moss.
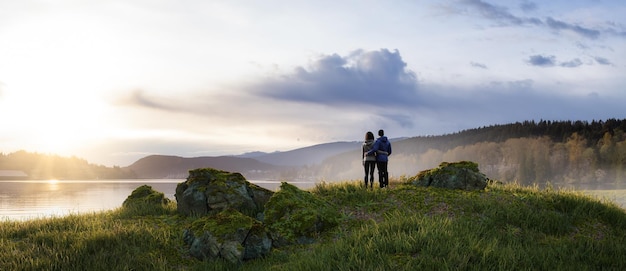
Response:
[185,168,250,198]
[441,161,479,171]
[190,208,260,241]
[264,182,340,243]
[187,168,244,184]
[122,185,169,208]
[413,161,480,182]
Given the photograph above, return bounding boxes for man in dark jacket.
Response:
[367,129,392,188]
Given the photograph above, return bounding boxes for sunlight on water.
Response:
[47,179,60,191]
[0,179,316,221]
[0,180,183,221]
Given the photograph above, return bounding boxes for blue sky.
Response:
[0,0,624,166]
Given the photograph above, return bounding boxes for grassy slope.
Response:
[1,180,626,270]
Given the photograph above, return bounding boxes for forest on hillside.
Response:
[0,151,135,180]
[314,119,626,186]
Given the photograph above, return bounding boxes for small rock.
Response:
[412,161,488,190]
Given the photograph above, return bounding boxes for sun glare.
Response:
[47,179,60,191]
[0,12,118,157]
[9,91,108,156]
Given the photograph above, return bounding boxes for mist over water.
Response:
[564,182,626,210]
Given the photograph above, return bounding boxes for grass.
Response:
[1,179,626,270]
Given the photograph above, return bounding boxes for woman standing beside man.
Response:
[362,131,377,188]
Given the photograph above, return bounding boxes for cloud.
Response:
[118,89,182,111]
[379,113,415,129]
[519,0,537,13]
[527,55,556,67]
[505,79,534,90]
[470,61,488,69]
[559,58,583,68]
[526,55,587,68]
[458,0,618,40]
[252,49,419,108]
[606,25,626,38]
[593,56,613,66]
[460,0,539,26]
[545,17,600,40]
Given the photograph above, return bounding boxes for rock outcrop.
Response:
[183,208,272,263]
[175,168,274,218]
[176,168,276,263]
[176,168,340,263]
[264,182,340,247]
[411,161,488,191]
[122,185,170,214]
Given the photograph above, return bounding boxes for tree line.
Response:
[0,151,135,180]
[314,118,626,186]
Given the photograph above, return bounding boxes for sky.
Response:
[0,0,625,167]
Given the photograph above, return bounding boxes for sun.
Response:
[0,12,121,157]
[25,99,97,155]
[4,90,107,157]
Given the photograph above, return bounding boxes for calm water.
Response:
[0,179,316,221]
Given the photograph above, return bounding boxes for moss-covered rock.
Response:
[175,168,274,218]
[264,182,340,247]
[122,185,170,213]
[184,208,271,263]
[411,161,488,190]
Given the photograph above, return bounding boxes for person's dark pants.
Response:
[364,161,376,188]
[377,161,388,188]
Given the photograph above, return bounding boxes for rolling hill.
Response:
[124,155,283,179]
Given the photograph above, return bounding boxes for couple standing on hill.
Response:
[362,129,392,189]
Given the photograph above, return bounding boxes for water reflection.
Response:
[0,179,315,221]
[1,180,162,221]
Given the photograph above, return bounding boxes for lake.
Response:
[0,179,316,221]
[0,180,623,221]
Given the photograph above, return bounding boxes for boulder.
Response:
[175,168,274,218]
[411,161,488,191]
[183,208,272,263]
[122,185,170,214]
[263,182,340,247]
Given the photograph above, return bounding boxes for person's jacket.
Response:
[362,139,376,162]
[367,136,392,162]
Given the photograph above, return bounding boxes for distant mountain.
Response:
[124,155,284,179]
[244,141,362,166]
[122,142,362,179]
[124,140,405,179]
[235,151,273,159]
